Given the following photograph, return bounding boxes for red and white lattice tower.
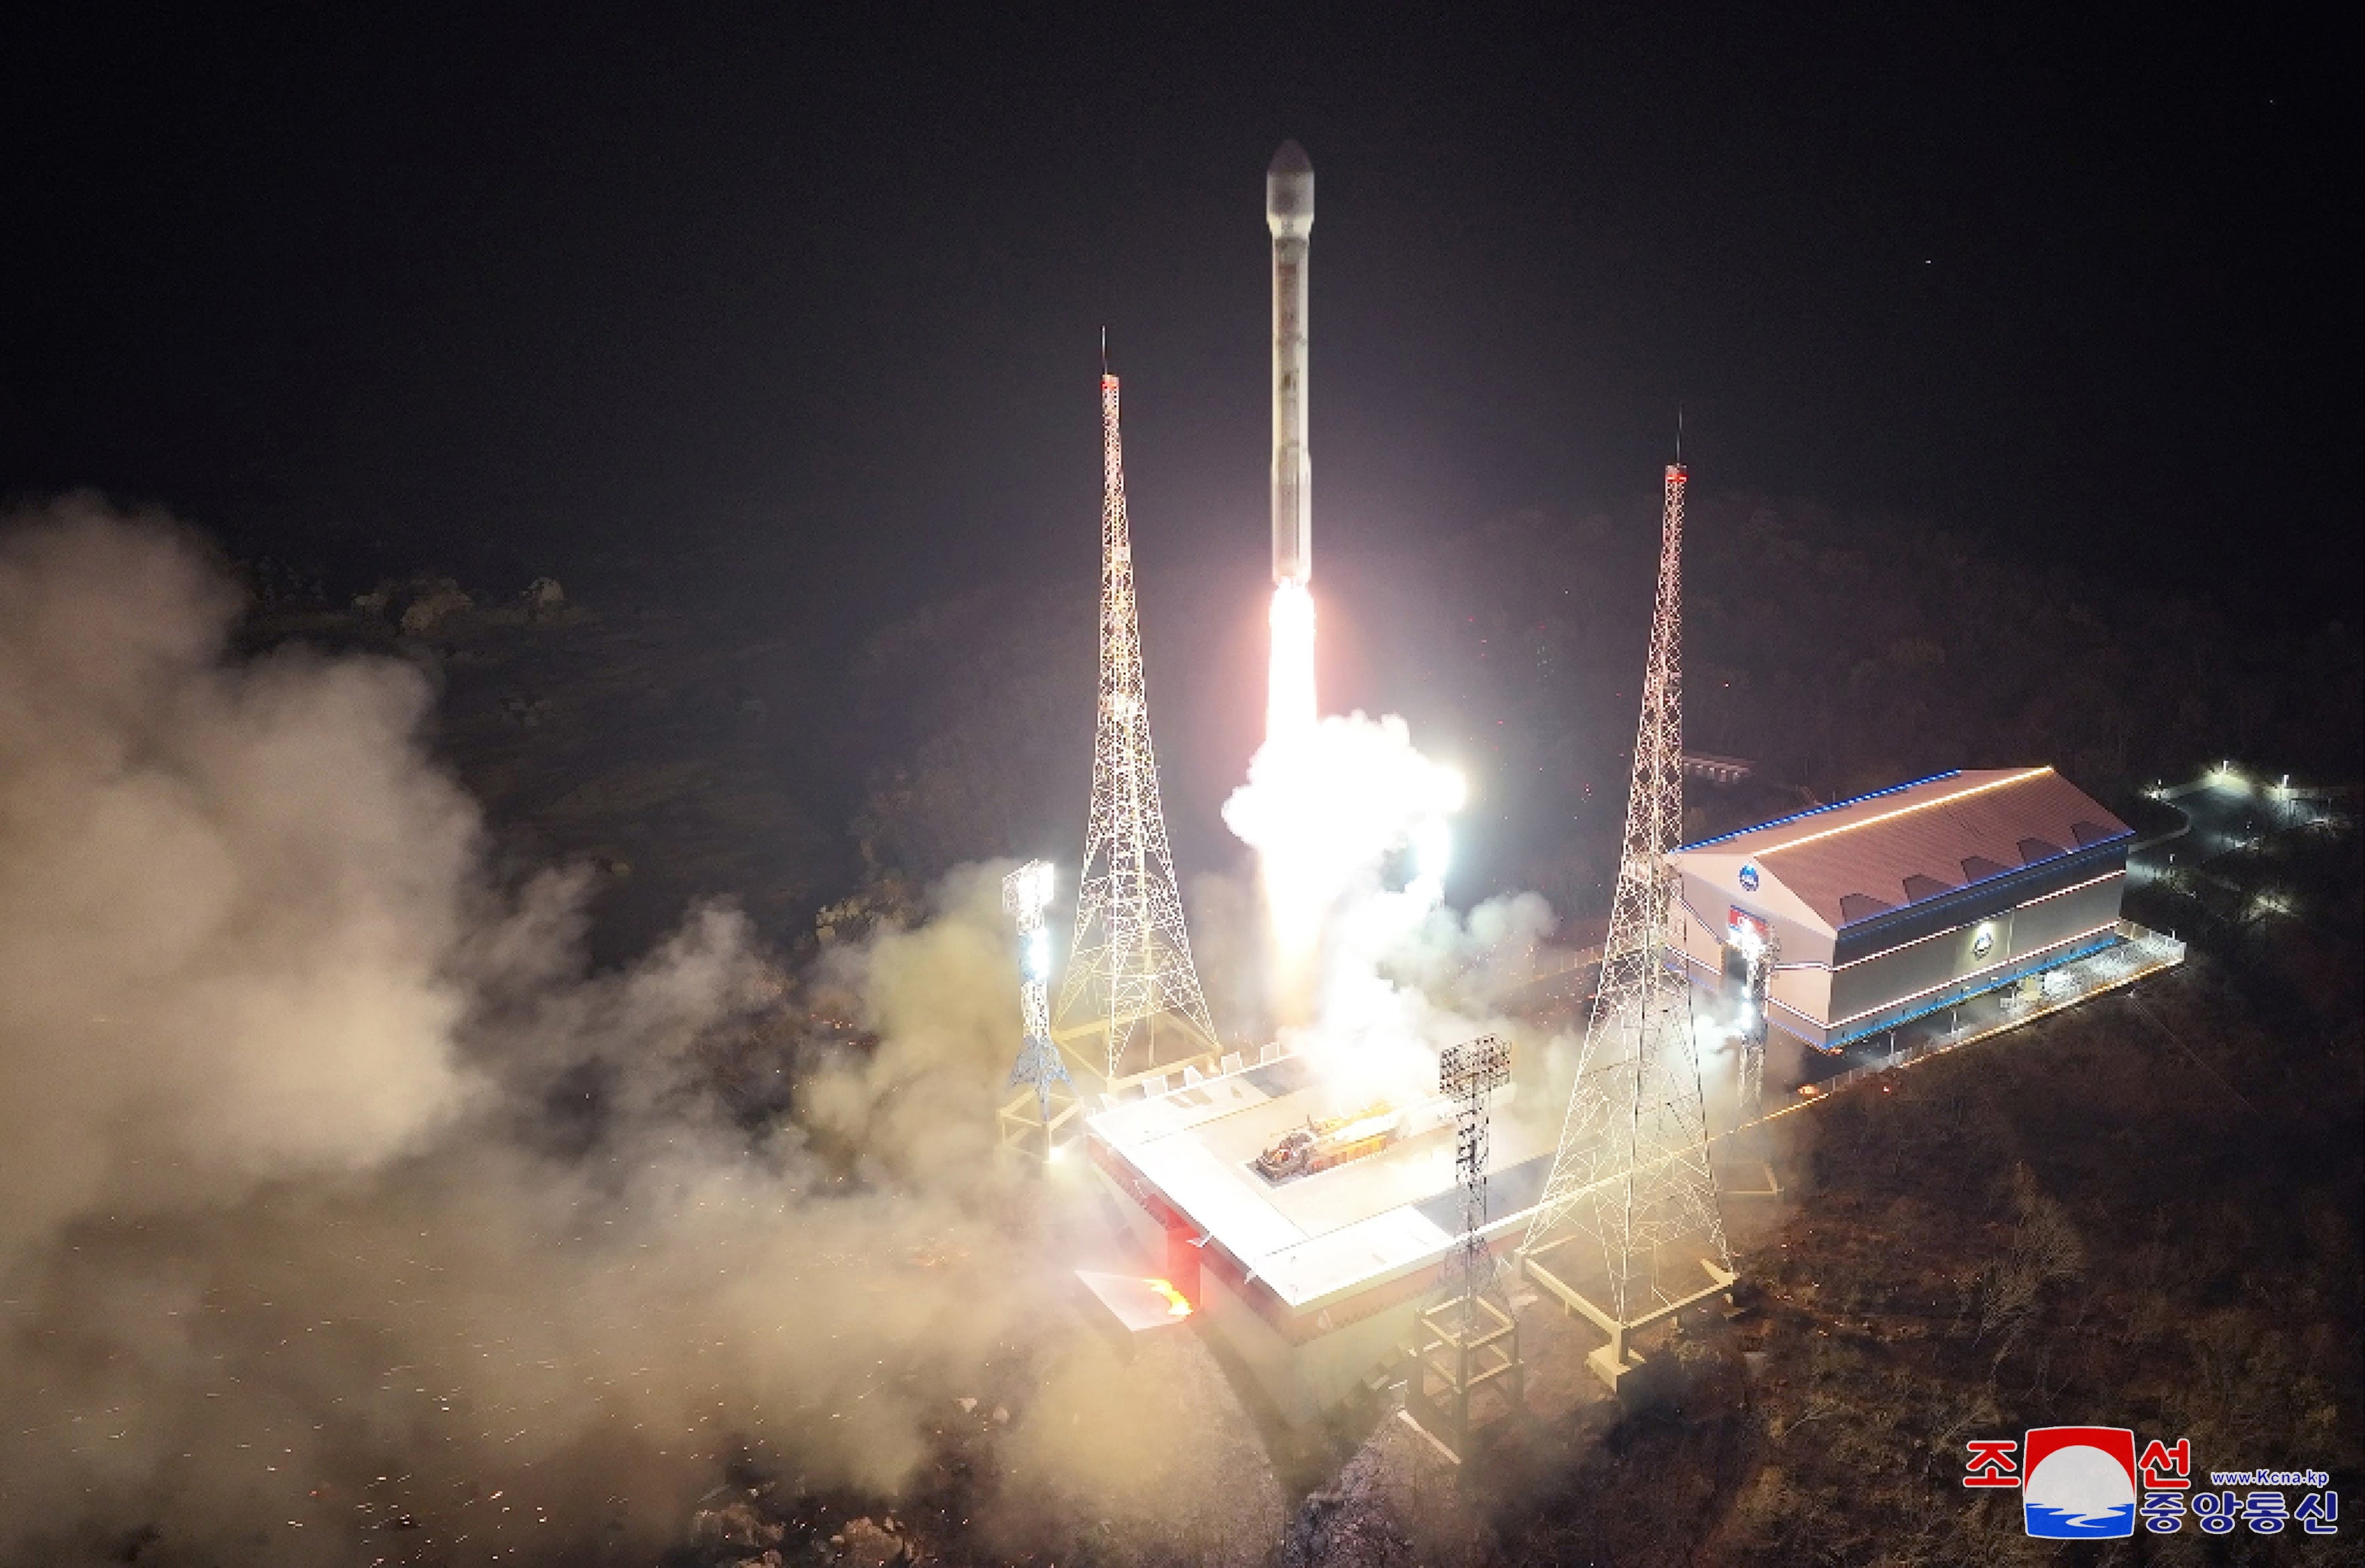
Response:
[1519,461,1733,1390]
[1053,374,1220,1079]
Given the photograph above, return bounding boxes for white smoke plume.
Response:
[1219,708,1567,1110]
[1222,710,1467,1027]
[0,499,1264,1566]
[1220,710,1466,921]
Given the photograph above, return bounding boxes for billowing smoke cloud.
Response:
[0,499,1587,1566]
[0,506,481,1254]
[1222,710,1467,1027]
[1219,707,1572,1111]
[1221,711,1466,919]
[0,499,1195,1565]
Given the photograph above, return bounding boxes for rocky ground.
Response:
[660,1262,1291,1567]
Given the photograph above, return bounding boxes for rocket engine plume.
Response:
[1259,141,1323,1013]
[1265,579,1316,746]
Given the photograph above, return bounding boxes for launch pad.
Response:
[1083,1047,1563,1424]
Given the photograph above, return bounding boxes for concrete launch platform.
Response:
[1085,1049,1558,1423]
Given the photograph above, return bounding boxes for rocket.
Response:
[1267,141,1313,585]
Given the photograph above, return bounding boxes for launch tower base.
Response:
[1521,1243,1734,1391]
[1400,1292,1523,1465]
[997,1081,1085,1163]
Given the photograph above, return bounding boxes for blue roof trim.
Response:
[1679,770,1963,852]
[1832,831,2133,929]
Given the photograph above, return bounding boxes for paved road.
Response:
[2129,770,2343,887]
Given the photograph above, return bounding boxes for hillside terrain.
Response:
[233,505,2362,1565]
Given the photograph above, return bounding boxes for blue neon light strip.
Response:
[1679,770,1962,851]
[1670,930,2123,1052]
[1823,933,2119,1051]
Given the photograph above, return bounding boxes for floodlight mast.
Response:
[1519,461,1734,1388]
[1003,861,1067,1115]
[1053,373,1220,1079]
[999,860,1077,1159]
[1439,1034,1514,1329]
[1403,1031,1523,1461]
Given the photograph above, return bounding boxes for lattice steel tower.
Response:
[1054,373,1221,1079]
[1520,461,1733,1390]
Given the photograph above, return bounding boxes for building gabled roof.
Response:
[1677,768,2131,930]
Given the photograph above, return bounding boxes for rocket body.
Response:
[1267,142,1313,585]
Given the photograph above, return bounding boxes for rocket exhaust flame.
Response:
[1248,579,1333,1020]
[1258,142,1325,1009]
[1225,705,1467,1027]
[1238,143,1473,1040]
[1265,579,1316,746]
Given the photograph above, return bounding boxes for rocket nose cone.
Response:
[1267,140,1313,230]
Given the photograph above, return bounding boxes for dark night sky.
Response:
[5,7,2360,627]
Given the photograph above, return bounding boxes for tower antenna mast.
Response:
[1519,458,1733,1389]
[1053,370,1221,1079]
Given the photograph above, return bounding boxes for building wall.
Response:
[1829,906,2018,1025]
[1826,843,2125,965]
[1673,870,1834,1038]
[1768,963,1834,1039]
[1827,859,2125,1028]
[1091,1149,1432,1427]
[1672,775,2132,1047]
[1675,870,1833,969]
[1674,850,2128,1049]
[2010,870,2125,959]
[1194,1267,1319,1424]
[1669,893,1720,977]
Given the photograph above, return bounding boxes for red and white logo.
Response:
[2022,1426,2137,1539]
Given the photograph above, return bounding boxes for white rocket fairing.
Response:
[1267,141,1312,585]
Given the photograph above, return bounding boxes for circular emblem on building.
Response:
[1972,928,1995,960]
[1738,863,1760,892]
